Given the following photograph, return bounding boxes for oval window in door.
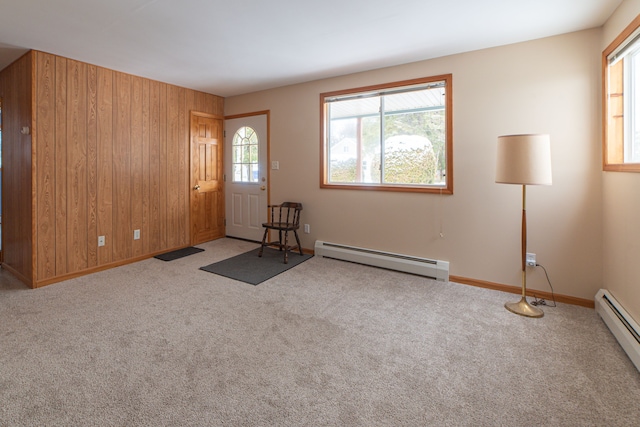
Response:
[232,126,259,183]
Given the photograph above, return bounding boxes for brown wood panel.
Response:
[35,52,56,281]
[131,75,144,257]
[25,50,225,287]
[113,72,132,261]
[192,90,205,112]
[214,95,224,116]
[66,59,89,273]
[166,85,180,249]
[148,80,161,252]
[141,79,151,255]
[55,56,68,276]
[0,52,34,285]
[178,87,188,247]
[26,53,36,282]
[87,64,98,268]
[96,67,114,265]
[158,82,168,250]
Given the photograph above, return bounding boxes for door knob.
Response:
[193,184,200,190]
[260,186,266,191]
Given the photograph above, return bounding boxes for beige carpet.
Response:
[1,238,639,426]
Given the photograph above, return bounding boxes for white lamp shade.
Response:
[495,134,552,185]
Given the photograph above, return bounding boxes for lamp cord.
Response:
[530,263,556,307]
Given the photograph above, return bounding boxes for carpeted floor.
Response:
[1,238,639,426]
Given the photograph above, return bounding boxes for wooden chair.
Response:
[259,202,303,264]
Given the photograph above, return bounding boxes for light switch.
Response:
[271,161,279,170]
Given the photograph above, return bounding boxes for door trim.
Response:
[224,110,271,231]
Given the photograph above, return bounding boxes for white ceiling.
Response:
[0,0,623,97]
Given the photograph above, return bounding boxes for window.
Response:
[232,126,259,183]
[603,14,640,172]
[321,75,453,193]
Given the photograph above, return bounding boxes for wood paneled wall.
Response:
[0,52,34,285]
[31,50,223,286]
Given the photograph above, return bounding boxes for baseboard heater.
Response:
[314,240,449,282]
[595,289,640,372]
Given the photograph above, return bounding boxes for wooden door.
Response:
[190,112,225,245]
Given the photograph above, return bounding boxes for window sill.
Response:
[320,182,453,194]
[603,163,640,173]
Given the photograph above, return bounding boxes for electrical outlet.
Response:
[134,229,141,240]
[304,224,310,234]
[526,252,536,266]
[98,236,106,247]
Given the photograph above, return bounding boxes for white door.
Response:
[224,113,269,241]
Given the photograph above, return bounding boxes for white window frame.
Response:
[231,126,259,183]
[623,47,640,163]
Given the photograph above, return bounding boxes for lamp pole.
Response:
[504,184,544,318]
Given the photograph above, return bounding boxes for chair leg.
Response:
[294,230,303,255]
[258,228,269,257]
[283,231,289,264]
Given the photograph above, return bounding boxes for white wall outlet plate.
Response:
[526,252,536,266]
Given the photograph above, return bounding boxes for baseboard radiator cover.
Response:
[595,289,640,372]
[314,240,449,282]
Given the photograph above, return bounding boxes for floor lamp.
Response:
[495,134,552,318]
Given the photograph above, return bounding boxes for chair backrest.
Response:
[271,202,302,226]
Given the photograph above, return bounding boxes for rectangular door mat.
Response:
[154,247,204,261]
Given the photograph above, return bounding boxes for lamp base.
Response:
[504,297,544,318]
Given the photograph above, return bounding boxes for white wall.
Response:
[226,28,603,301]
[602,0,640,323]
